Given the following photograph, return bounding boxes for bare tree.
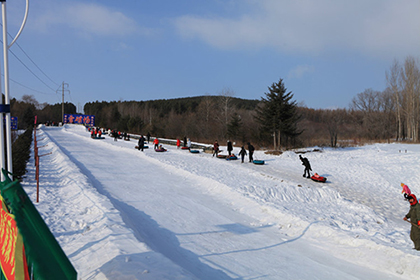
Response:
[323,109,342,147]
[400,56,420,141]
[214,88,235,139]
[386,60,404,140]
[21,94,40,110]
[195,94,214,139]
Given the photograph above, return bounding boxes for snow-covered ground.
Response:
[20,124,420,279]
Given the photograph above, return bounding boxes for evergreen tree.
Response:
[22,106,35,128]
[254,78,301,149]
[227,112,243,140]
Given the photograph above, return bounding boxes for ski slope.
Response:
[21,124,420,279]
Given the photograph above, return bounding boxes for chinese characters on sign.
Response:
[63,114,95,126]
[2,116,17,130]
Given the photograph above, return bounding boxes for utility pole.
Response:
[58,82,69,125]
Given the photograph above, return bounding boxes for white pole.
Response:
[1,0,29,178]
[0,1,4,180]
[2,0,12,175]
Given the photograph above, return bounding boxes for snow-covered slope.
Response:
[21,124,420,279]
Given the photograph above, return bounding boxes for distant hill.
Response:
[84,95,260,116]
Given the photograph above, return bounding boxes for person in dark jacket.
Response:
[183,136,187,148]
[299,155,312,178]
[404,194,420,250]
[247,142,255,162]
[213,140,220,157]
[227,140,233,156]
[146,132,151,143]
[138,135,145,151]
[238,146,247,163]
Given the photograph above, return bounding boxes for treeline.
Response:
[84,95,261,146]
[81,96,391,149]
[10,94,76,129]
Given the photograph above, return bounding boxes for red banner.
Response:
[0,197,29,280]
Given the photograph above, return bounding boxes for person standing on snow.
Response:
[238,146,247,163]
[213,140,220,157]
[138,135,145,151]
[299,155,312,178]
[187,138,192,150]
[227,140,233,156]
[153,138,159,150]
[403,194,420,250]
[247,142,255,162]
[176,138,181,149]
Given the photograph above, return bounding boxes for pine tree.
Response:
[254,78,301,149]
[227,112,243,140]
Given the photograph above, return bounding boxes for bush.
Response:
[12,127,33,181]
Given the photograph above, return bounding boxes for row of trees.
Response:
[82,82,302,149]
[10,56,420,150]
[10,95,76,129]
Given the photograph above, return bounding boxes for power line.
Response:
[0,23,60,93]
[3,74,54,95]
[14,41,59,87]
[7,47,57,92]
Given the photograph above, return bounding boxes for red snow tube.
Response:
[311,175,327,183]
[181,147,189,150]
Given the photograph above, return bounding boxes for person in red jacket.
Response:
[404,194,420,250]
[153,138,159,150]
[176,139,181,149]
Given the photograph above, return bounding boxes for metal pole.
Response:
[62,81,64,124]
[1,0,29,178]
[2,1,12,175]
[0,1,5,181]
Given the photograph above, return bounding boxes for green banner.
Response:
[0,169,77,280]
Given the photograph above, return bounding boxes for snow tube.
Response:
[226,155,238,161]
[135,145,149,149]
[93,136,105,139]
[217,155,227,159]
[311,175,327,183]
[155,148,167,152]
[181,147,189,150]
[253,160,265,165]
[190,150,199,153]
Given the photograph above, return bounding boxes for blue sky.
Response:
[3,0,420,110]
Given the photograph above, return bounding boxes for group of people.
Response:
[88,127,103,138]
[137,134,168,152]
[175,137,191,149]
[212,140,255,163]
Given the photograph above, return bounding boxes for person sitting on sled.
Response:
[403,194,420,250]
[313,173,320,179]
